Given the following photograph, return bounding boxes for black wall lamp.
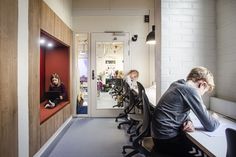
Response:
[146,25,156,45]
[131,34,138,42]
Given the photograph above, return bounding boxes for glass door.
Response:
[76,33,89,115]
[91,32,130,117]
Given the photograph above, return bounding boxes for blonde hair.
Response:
[50,73,61,87]
[187,67,215,92]
[126,69,139,77]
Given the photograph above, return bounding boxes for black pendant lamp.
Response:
[146,25,156,45]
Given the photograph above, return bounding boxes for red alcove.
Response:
[40,31,70,124]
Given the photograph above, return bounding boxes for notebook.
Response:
[45,91,60,100]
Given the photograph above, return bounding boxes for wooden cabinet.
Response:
[41,1,55,35]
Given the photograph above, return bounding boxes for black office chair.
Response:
[117,82,144,133]
[226,128,236,157]
[117,89,137,129]
[110,79,123,100]
[115,81,131,122]
[122,90,153,157]
[128,82,145,136]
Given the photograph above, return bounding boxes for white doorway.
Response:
[90,32,130,117]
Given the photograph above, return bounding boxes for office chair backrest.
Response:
[137,82,145,99]
[132,90,151,149]
[141,90,151,133]
[123,80,130,94]
[226,128,236,157]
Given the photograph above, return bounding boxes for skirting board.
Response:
[210,97,236,120]
[33,116,73,157]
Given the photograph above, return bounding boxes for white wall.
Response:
[161,0,216,105]
[72,0,155,87]
[43,0,72,28]
[216,0,236,102]
[18,0,29,156]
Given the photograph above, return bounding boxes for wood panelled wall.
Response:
[29,1,73,156]
[0,0,18,157]
[29,0,41,156]
[41,2,72,46]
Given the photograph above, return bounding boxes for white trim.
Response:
[18,0,29,156]
[33,116,73,157]
[73,9,150,16]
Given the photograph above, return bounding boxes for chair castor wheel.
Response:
[115,119,118,122]
[122,150,126,154]
[117,125,121,129]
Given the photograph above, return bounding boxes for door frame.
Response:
[90,32,130,117]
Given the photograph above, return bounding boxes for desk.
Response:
[145,86,156,106]
[186,112,236,157]
[145,89,236,157]
[145,85,156,106]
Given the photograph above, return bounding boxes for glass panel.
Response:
[77,33,89,114]
[96,42,124,109]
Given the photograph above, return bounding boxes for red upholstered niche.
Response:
[40,31,70,124]
[45,47,69,96]
[40,48,46,102]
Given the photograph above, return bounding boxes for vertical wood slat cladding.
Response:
[54,14,72,46]
[29,0,41,156]
[54,14,63,43]
[41,1,55,36]
[29,0,73,155]
[39,1,73,148]
[0,0,18,157]
[40,104,70,146]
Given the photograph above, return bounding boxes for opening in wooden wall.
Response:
[40,30,70,124]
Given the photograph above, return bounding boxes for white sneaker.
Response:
[49,100,55,107]
[45,104,51,108]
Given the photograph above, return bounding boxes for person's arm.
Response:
[60,84,67,100]
[182,88,220,132]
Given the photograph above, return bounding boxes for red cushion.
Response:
[40,101,69,124]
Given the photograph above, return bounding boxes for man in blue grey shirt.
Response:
[151,67,220,157]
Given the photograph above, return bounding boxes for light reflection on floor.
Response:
[97,92,118,109]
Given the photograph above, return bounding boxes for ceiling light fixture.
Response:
[40,38,46,45]
[47,42,53,48]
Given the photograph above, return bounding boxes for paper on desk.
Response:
[192,118,236,137]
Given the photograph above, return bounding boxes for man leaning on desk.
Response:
[151,67,220,157]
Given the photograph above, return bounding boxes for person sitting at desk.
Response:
[151,67,220,157]
[45,73,67,109]
[124,69,139,91]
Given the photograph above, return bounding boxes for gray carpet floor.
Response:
[48,118,145,157]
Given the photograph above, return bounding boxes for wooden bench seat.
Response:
[40,101,69,124]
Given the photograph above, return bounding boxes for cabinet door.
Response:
[41,1,55,35]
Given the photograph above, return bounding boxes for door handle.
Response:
[92,70,95,80]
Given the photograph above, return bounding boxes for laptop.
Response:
[45,91,60,100]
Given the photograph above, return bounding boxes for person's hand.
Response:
[182,120,195,132]
[59,96,63,100]
[211,112,219,119]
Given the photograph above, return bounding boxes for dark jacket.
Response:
[49,83,67,100]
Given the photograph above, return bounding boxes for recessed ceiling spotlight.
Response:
[47,42,53,48]
[40,38,46,45]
